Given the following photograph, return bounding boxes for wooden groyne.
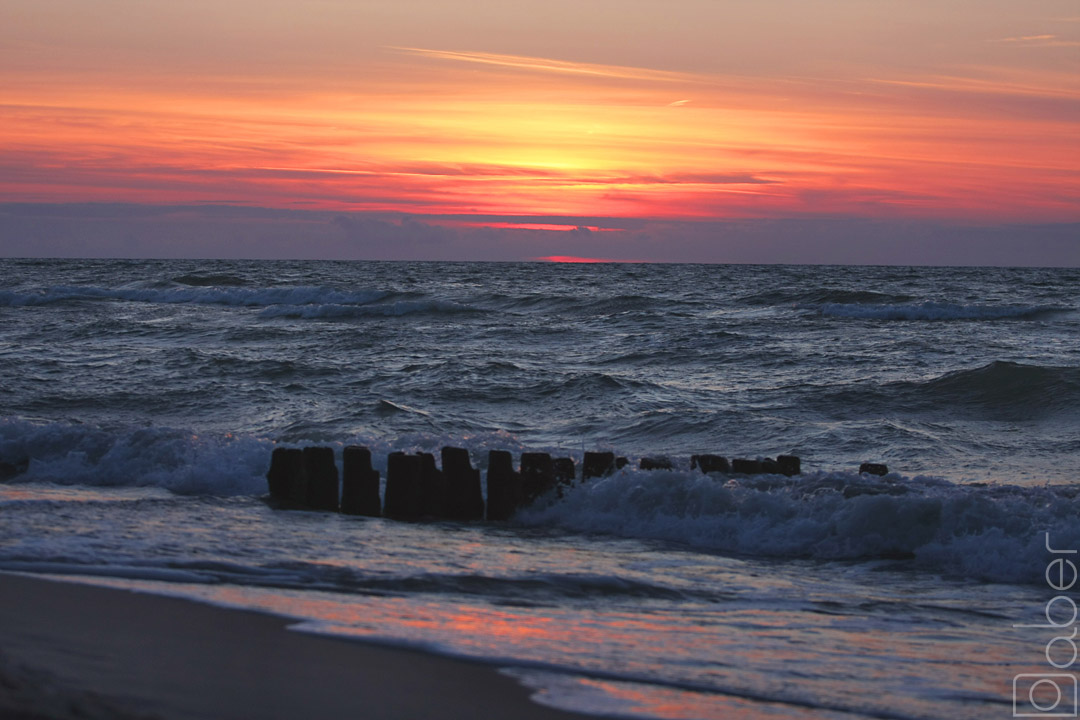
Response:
[265,447,885,519]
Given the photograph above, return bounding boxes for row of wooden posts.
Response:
[263,447,879,521]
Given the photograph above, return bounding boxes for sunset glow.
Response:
[1,1,1077,261]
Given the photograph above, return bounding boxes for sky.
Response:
[1,0,1078,263]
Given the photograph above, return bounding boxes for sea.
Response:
[1,258,1078,720]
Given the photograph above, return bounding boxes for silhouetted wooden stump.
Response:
[443,447,484,521]
[267,447,303,504]
[731,458,763,475]
[859,462,889,477]
[418,452,448,518]
[639,457,673,471]
[582,451,615,480]
[341,446,380,516]
[520,452,555,504]
[0,459,27,482]
[553,457,576,483]
[485,450,521,521]
[777,455,801,477]
[304,446,339,511]
[385,451,423,519]
[691,454,730,474]
[760,458,782,475]
[553,457,575,497]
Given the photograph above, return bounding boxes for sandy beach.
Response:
[0,572,592,720]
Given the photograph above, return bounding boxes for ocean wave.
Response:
[0,418,270,496]
[917,361,1080,412]
[800,301,1067,321]
[743,288,914,306]
[517,469,1079,585]
[810,361,1080,418]
[2,415,1076,584]
[172,273,248,287]
[0,285,391,308]
[257,299,481,319]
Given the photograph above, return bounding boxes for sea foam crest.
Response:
[0,417,270,496]
[516,469,1080,585]
[801,301,1066,321]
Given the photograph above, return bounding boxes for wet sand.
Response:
[0,572,591,720]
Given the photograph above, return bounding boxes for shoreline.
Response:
[0,572,594,720]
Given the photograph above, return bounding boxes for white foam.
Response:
[516,469,1079,584]
[0,418,270,496]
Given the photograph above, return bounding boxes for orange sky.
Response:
[2,0,1078,230]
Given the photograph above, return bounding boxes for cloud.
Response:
[388,47,700,83]
[992,33,1080,47]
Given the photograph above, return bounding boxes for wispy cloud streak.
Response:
[389,47,700,83]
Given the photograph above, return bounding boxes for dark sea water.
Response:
[1,259,1078,719]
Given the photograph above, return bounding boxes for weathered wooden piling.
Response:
[859,462,889,476]
[639,457,673,471]
[520,452,555,504]
[553,457,576,489]
[443,447,484,521]
[582,451,616,480]
[731,458,763,475]
[267,447,303,504]
[341,446,381,516]
[691,454,730,474]
[0,459,26,482]
[418,452,448,518]
[485,450,521,521]
[304,446,339,511]
[760,458,782,475]
[385,452,423,518]
[777,455,801,477]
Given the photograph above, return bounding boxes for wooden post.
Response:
[582,451,615,480]
[553,457,575,496]
[341,446,380,516]
[690,454,729,474]
[485,450,521,521]
[859,462,888,476]
[777,455,801,477]
[639,457,673,470]
[731,458,763,475]
[443,447,484,521]
[520,452,554,505]
[266,447,303,504]
[385,452,423,519]
[419,452,448,518]
[304,446,339,511]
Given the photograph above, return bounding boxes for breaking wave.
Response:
[808,361,1080,418]
[518,469,1079,585]
[0,417,270,496]
[2,417,1075,585]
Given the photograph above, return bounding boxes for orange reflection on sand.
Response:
[573,677,830,720]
